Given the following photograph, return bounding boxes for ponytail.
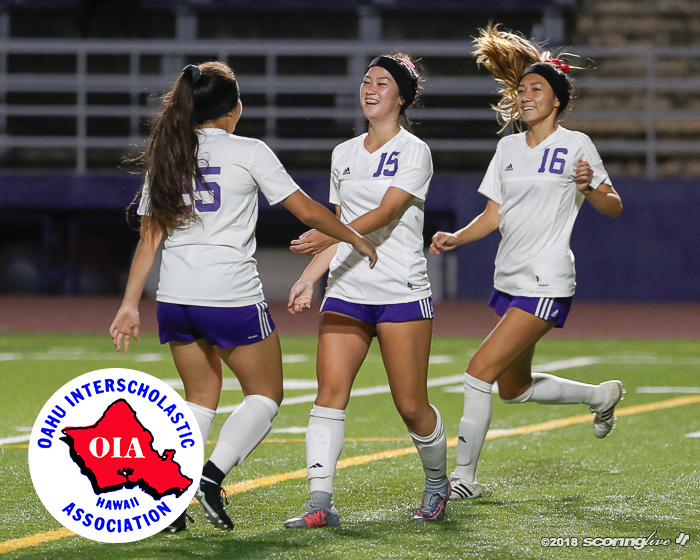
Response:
[473,24,579,131]
[128,62,238,234]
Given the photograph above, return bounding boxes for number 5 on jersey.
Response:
[185,167,221,213]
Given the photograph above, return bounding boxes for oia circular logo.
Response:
[29,368,203,543]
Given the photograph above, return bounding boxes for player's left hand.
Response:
[290,229,337,255]
[109,306,140,353]
[575,159,594,192]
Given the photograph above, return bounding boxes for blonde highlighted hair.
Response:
[474,24,576,131]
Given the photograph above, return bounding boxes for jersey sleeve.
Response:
[249,141,300,205]
[477,145,503,204]
[389,141,433,201]
[136,177,150,216]
[329,147,341,206]
[580,134,611,189]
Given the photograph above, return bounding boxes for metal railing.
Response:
[1,39,700,177]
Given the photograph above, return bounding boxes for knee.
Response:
[248,387,283,407]
[395,399,427,427]
[270,388,284,407]
[467,355,499,383]
[498,387,520,402]
[498,380,532,403]
[316,382,350,410]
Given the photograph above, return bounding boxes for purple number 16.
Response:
[538,147,568,175]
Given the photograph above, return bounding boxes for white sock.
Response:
[408,404,447,480]
[208,395,278,475]
[306,405,346,495]
[453,372,493,483]
[501,373,600,406]
[187,401,216,447]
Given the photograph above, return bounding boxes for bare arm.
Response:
[109,218,162,352]
[280,190,376,267]
[287,245,338,314]
[575,159,623,216]
[290,186,415,254]
[430,199,500,254]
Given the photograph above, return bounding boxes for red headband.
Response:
[545,59,570,74]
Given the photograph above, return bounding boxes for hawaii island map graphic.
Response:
[60,399,193,500]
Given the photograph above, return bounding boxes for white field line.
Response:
[0,352,308,363]
[216,358,600,413]
[0,435,31,445]
[2,351,699,368]
[442,357,602,393]
[429,355,454,364]
[163,377,320,392]
[271,426,308,434]
[685,431,700,438]
[637,387,700,394]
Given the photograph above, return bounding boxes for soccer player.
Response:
[109,62,377,532]
[284,53,449,527]
[430,25,625,501]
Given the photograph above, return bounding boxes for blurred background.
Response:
[0,0,698,304]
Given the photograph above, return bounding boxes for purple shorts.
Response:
[488,289,572,328]
[156,300,275,348]
[320,296,433,326]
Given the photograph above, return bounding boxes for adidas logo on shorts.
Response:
[343,167,351,175]
[505,163,513,171]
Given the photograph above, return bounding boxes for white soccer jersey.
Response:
[325,127,433,305]
[137,128,299,307]
[478,126,611,297]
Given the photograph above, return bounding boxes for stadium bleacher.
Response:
[0,0,698,300]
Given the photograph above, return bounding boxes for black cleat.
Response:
[196,478,234,531]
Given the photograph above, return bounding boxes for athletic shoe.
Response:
[448,476,483,500]
[590,380,625,439]
[412,479,450,522]
[196,478,234,531]
[161,510,193,533]
[283,502,340,528]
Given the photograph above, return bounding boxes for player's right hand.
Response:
[353,237,378,269]
[429,231,459,255]
[288,279,314,314]
[109,306,140,353]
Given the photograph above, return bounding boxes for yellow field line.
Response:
[263,437,413,444]
[0,528,75,555]
[3,394,699,554]
[1,437,416,450]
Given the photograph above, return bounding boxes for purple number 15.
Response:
[373,151,400,177]
[189,167,221,213]
[538,148,568,175]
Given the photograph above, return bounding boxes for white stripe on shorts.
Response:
[256,303,270,337]
[542,298,554,320]
[420,298,433,319]
[534,298,543,318]
[262,303,273,335]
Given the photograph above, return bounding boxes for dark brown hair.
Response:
[129,61,238,234]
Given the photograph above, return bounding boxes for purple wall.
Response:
[1,173,698,300]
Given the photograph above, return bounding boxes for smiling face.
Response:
[516,73,560,126]
[360,66,404,123]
